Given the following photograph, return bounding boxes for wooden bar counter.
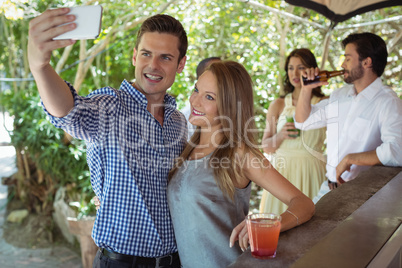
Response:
[228,166,402,268]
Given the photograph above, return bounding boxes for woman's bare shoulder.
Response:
[267,97,285,115]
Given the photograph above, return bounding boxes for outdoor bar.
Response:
[229,165,402,268]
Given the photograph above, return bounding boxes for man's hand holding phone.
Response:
[28,6,102,71]
[27,7,101,118]
[28,8,77,71]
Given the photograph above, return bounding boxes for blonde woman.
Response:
[167,61,314,268]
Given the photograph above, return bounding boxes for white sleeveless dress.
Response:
[260,93,327,215]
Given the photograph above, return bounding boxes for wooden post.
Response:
[321,22,337,69]
[68,216,98,268]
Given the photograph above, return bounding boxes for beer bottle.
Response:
[303,70,345,85]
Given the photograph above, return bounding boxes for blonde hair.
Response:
[169,61,265,200]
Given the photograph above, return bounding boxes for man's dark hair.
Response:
[342,32,388,77]
[196,57,221,79]
[136,14,188,63]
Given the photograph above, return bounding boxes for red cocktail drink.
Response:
[246,213,281,259]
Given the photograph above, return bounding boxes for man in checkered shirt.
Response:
[28,8,188,268]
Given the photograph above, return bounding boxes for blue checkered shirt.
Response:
[44,80,187,257]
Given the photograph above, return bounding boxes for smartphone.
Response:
[53,5,103,40]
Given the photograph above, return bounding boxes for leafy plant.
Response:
[69,198,96,220]
[0,87,92,214]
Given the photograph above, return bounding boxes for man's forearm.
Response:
[346,150,381,166]
[336,150,381,184]
[27,8,76,118]
[295,88,312,123]
[32,64,74,118]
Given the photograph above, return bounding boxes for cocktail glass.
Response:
[246,213,281,259]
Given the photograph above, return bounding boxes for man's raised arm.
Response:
[28,8,77,118]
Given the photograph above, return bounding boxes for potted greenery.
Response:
[1,89,97,267]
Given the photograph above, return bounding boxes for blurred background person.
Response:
[259,48,327,215]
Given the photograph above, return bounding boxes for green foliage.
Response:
[0,86,91,204]
[69,196,96,220]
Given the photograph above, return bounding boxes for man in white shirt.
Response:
[295,32,402,202]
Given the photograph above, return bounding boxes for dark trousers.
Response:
[93,249,181,268]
